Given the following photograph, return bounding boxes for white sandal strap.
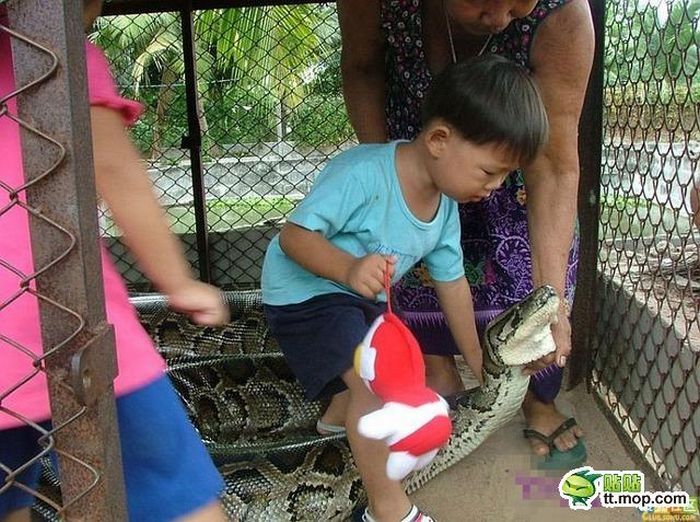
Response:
[315,419,346,435]
[363,505,434,522]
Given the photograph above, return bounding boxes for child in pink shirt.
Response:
[1,3,229,520]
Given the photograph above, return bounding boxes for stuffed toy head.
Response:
[354,311,452,481]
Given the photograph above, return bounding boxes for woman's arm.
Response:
[433,277,483,384]
[91,106,227,325]
[337,0,389,142]
[524,0,595,368]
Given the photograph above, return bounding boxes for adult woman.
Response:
[337,0,594,469]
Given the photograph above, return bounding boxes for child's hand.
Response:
[167,281,230,326]
[346,254,396,299]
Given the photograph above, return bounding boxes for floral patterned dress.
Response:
[381,0,578,402]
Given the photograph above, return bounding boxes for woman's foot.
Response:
[522,391,583,455]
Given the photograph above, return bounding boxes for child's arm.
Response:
[279,222,395,299]
[90,106,228,326]
[433,277,484,385]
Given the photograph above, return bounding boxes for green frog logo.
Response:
[559,467,602,510]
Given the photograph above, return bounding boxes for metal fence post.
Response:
[569,0,605,389]
[181,1,212,283]
[6,0,127,518]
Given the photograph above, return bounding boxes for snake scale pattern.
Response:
[33,286,559,521]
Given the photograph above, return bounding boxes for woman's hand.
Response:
[522,301,571,375]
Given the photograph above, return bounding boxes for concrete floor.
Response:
[410,384,647,522]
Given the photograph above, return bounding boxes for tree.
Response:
[91,6,328,157]
[605,0,699,90]
[604,0,700,141]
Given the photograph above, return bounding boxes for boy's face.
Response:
[430,132,517,204]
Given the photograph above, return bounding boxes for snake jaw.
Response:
[483,286,560,369]
[403,286,562,496]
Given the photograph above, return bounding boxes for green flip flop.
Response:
[523,417,587,470]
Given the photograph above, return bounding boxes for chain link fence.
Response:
[5,0,698,515]
[592,0,700,494]
[95,3,353,291]
[1,1,126,518]
[91,0,700,496]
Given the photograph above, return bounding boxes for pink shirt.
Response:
[1,15,166,430]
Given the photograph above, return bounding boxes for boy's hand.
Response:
[167,281,230,326]
[345,254,396,299]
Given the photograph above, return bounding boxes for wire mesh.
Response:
[1,1,125,519]
[130,290,362,520]
[13,0,692,511]
[91,11,199,291]
[93,4,353,291]
[593,0,700,494]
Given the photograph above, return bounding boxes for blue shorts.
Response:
[264,293,386,400]
[0,376,223,520]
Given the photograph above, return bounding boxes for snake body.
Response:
[33,286,559,521]
[404,285,560,493]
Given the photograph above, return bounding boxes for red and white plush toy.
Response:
[354,307,452,481]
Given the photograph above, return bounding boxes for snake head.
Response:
[483,285,560,369]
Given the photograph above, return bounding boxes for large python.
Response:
[33,285,559,521]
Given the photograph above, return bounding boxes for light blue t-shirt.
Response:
[261,141,464,306]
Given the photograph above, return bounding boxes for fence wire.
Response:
[93,4,352,291]
[593,0,700,494]
[0,2,125,519]
[10,0,693,511]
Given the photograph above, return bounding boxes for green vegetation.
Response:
[599,194,692,239]
[102,196,297,235]
[91,2,699,246]
[91,5,351,159]
[605,0,700,139]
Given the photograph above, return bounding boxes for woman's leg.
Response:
[523,375,583,455]
[524,346,583,455]
[529,364,564,403]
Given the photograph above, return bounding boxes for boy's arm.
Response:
[90,106,228,326]
[279,222,394,300]
[432,277,483,385]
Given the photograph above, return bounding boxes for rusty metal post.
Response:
[181,1,212,284]
[6,1,127,519]
[103,0,320,16]
[568,0,605,389]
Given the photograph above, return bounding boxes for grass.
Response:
[103,192,692,240]
[599,194,691,239]
[101,196,298,236]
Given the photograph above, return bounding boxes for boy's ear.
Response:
[423,121,452,159]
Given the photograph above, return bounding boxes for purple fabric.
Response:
[380,0,576,403]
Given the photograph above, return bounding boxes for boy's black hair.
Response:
[422,54,549,165]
